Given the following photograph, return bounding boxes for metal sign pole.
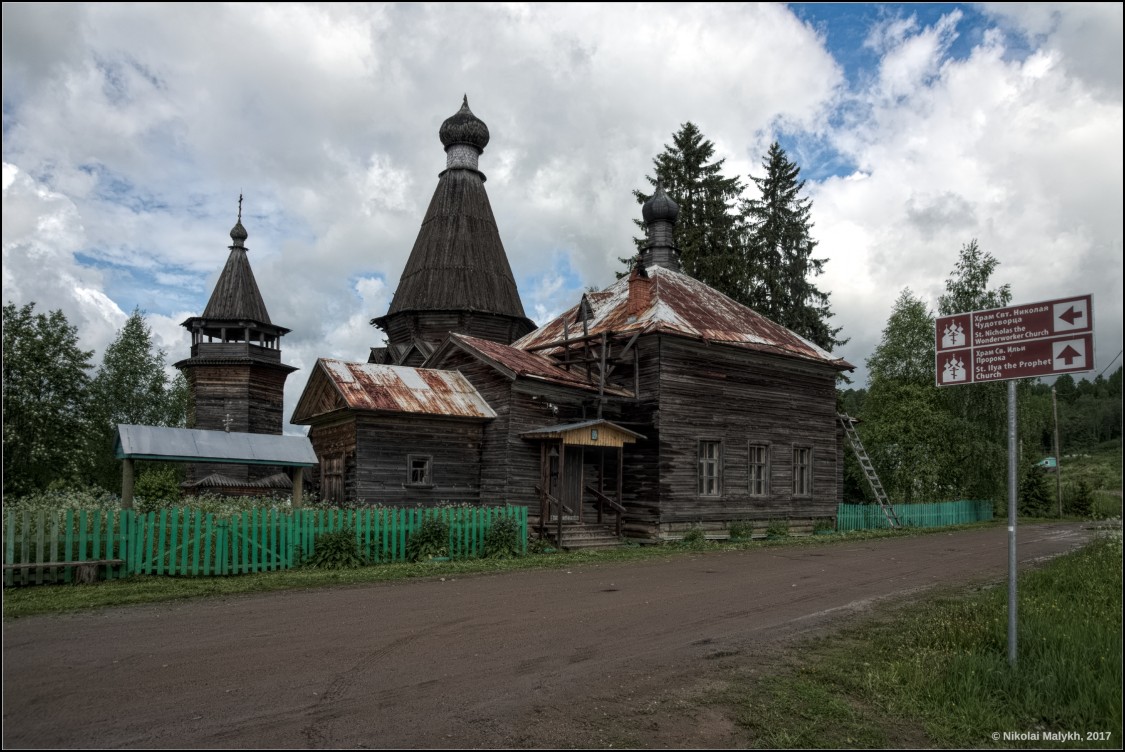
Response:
[1008,380,1018,666]
[1053,386,1062,517]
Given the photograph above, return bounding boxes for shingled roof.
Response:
[201,219,272,324]
[384,168,527,320]
[514,266,853,370]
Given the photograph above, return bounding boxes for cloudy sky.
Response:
[3,3,1121,428]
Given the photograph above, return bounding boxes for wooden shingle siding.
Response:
[375,165,535,350]
[385,311,532,353]
[201,246,273,323]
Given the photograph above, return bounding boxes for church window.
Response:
[794,447,812,496]
[698,441,721,496]
[749,443,769,496]
[407,455,433,487]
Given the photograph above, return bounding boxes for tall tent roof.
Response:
[201,215,272,324]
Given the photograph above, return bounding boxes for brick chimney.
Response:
[626,261,653,319]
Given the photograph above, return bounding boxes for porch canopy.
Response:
[114,424,318,508]
[520,418,644,447]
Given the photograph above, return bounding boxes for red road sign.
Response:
[935,295,1094,386]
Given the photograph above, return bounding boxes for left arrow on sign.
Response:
[1058,307,1084,326]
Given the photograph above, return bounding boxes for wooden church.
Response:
[181,97,851,541]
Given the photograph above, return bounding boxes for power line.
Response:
[1097,349,1122,379]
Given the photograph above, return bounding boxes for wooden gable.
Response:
[290,364,348,424]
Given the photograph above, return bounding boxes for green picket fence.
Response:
[4,505,527,585]
[836,500,992,531]
[3,508,132,586]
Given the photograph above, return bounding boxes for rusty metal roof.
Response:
[514,267,853,369]
[441,334,633,396]
[316,359,497,419]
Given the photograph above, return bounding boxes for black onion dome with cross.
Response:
[640,181,681,272]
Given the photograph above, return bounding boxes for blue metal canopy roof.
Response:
[115,425,318,467]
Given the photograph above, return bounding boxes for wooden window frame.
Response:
[406,454,433,488]
[748,442,770,497]
[793,446,812,497]
[697,440,722,497]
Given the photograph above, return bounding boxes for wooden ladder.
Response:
[838,414,901,528]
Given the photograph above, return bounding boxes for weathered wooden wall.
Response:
[352,414,485,505]
[439,352,514,502]
[307,418,358,502]
[609,335,662,535]
[654,336,839,527]
[182,361,291,483]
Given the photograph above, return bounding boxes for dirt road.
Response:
[2,522,1092,749]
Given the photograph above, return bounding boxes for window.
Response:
[749,443,769,496]
[698,441,721,496]
[794,447,812,496]
[407,454,432,487]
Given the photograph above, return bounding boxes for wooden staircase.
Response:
[533,484,628,551]
[539,520,625,551]
[530,505,626,551]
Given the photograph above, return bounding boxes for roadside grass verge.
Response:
[1061,439,1122,494]
[719,534,1123,749]
[2,521,1000,618]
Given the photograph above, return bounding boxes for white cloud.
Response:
[2,3,1120,409]
[2,163,126,361]
[814,10,1122,381]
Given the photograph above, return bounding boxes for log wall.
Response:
[352,414,485,506]
[653,336,840,527]
[181,361,292,483]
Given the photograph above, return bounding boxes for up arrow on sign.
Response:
[1056,345,1083,365]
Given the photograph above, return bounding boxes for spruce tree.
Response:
[630,122,745,299]
[742,141,841,351]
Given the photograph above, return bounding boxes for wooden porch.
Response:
[522,419,644,550]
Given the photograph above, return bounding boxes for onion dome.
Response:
[642,181,680,224]
[229,221,248,247]
[439,95,490,152]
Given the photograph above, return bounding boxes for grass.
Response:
[717,533,1123,749]
[2,521,1000,619]
[1060,439,1122,497]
